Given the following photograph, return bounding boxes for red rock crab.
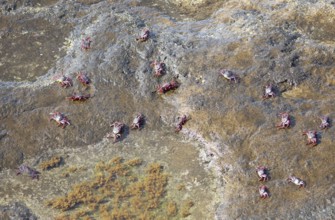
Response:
[287,175,305,188]
[151,60,165,77]
[136,28,150,42]
[50,112,71,128]
[130,113,144,130]
[157,80,179,94]
[175,115,190,132]
[81,36,92,51]
[219,69,239,83]
[319,116,330,129]
[76,72,91,86]
[67,93,90,102]
[256,166,269,182]
[107,121,125,142]
[302,130,317,146]
[276,112,290,129]
[262,84,275,99]
[55,75,73,88]
[259,185,270,199]
[16,165,40,180]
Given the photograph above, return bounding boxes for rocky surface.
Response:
[0,0,334,219]
[0,202,37,220]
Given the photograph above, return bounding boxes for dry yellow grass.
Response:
[47,156,193,219]
[39,156,62,170]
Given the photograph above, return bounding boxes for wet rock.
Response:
[0,0,59,13]
[0,144,24,169]
[0,0,33,12]
[0,2,72,81]
[294,2,335,42]
[76,0,103,5]
[0,202,37,220]
[0,0,334,219]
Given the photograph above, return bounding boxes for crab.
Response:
[67,93,90,102]
[259,185,270,199]
[302,130,317,146]
[276,112,291,129]
[175,115,190,132]
[81,36,92,51]
[131,113,144,130]
[262,84,275,99]
[319,116,330,129]
[157,80,179,94]
[136,28,150,42]
[16,165,40,180]
[151,60,165,77]
[50,112,71,128]
[107,121,125,142]
[287,175,305,188]
[219,69,239,83]
[256,166,269,182]
[76,72,91,86]
[55,75,73,88]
